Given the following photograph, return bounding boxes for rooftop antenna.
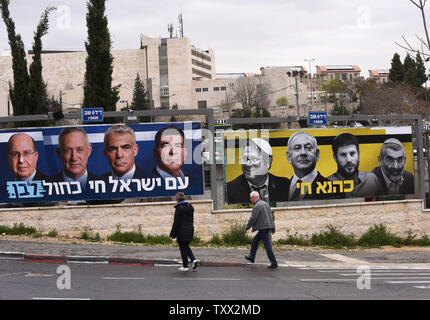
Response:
[167,23,174,38]
[178,12,184,38]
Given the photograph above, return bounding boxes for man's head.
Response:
[378,138,406,183]
[56,127,92,180]
[7,133,39,181]
[153,126,187,177]
[250,191,260,204]
[241,138,272,181]
[286,132,319,178]
[332,133,360,178]
[104,125,138,177]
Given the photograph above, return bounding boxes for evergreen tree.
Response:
[83,0,120,112]
[130,73,150,122]
[29,7,56,115]
[389,53,404,83]
[0,0,31,116]
[404,54,418,87]
[130,73,148,110]
[415,53,428,87]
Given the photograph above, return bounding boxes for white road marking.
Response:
[413,286,430,289]
[32,297,91,300]
[174,278,241,281]
[301,277,430,282]
[386,281,430,284]
[340,273,430,276]
[320,254,369,265]
[102,277,145,280]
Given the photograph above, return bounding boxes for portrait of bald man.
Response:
[7,133,48,181]
[227,138,290,204]
[372,138,415,195]
[286,131,329,201]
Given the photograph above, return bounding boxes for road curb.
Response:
[67,256,110,264]
[0,252,252,268]
[0,251,25,260]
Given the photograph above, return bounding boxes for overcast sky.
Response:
[0,0,425,76]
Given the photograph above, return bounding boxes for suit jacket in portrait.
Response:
[226,173,290,204]
[48,170,101,191]
[371,166,415,195]
[101,165,148,182]
[289,172,333,201]
[33,170,49,181]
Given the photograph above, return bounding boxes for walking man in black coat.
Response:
[244,191,278,269]
[170,192,200,272]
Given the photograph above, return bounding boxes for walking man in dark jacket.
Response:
[170,192,200,272]
[244,191,278,269]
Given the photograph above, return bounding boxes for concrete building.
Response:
[369,69,390,85]
[314,65,362,91]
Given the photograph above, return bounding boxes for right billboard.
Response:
[224,127,414,204]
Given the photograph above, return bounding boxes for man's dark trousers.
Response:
[249,228,278,265]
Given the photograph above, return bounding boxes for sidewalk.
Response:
[1,238,430,267]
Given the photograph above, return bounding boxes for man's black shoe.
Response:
[245,255,255,263]
[267,264,278,269]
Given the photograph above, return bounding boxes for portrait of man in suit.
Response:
[51,127,98,191]
[7,133,48,181]
[328,133,382,198]
[286,131,328,201]
[227,138,289,204]
[152,126,187,179]
[103,125,146,180]
[372,138,414,195]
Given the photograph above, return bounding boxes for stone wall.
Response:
[0,199,429,241]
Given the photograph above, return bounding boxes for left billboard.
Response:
[0,122,204,204]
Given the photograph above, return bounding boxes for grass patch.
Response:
[0,223,37,236]
[80,227,101,242]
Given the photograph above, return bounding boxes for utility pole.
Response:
[304,58,315,109]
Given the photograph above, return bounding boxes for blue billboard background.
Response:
[0,122,204,203]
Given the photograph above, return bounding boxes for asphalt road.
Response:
[1,260,430,301]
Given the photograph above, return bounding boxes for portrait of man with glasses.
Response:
[227,138,290,204]
[372,138,414,195]
[7,133,48,182]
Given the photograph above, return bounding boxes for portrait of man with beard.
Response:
[371,138,414,195]
[226,138,289,204]
[328,133,382,198]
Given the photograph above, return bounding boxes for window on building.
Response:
[221,87,226,91]
[198,100,208,109]
[196,88,202,92]
[342,73,347,81]
[214,87,220,91]
[203,88,208,92]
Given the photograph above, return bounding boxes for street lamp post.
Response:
[287,70,304,117]
[304,58,315,109]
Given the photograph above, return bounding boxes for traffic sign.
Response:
[308,111,327,126]
[82,107,104,123]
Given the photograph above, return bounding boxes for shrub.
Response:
[276,232,310,246]
[221,223,253,246]
[311,225,357,248]
[358,224,402,248]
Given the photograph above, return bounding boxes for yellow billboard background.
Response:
[224,127,414,183]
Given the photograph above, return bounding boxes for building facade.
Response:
[369,69,390,85]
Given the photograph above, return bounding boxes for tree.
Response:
[0,0,31,116]
[130,73,148,110]
[276,97,288,106]
[389,53,405,83]
[83,0,120,113]
[321,80,347,103]
[415,53,428,86]
[130,73,150,122]
[29,7,56,115]
[404,54,418,87]
[229,77,270,110]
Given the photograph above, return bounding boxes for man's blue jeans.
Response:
[249,229,278,266]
